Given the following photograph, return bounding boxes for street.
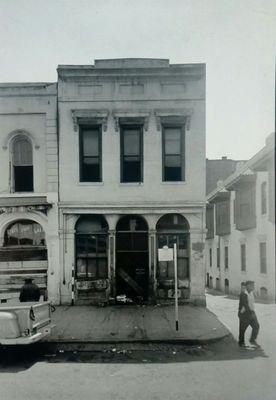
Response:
[1,292,276,400]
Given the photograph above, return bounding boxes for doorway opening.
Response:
[116,215,148,303]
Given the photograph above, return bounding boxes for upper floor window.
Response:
[234,180,256,231]
[217,248,220,269]
[12,136,33,192]
[209,248,212,267]
[261,182,267,215]
[241,244,246,271]
[259,242,267,274]
[162,126,185,181]
[215,198,231,236]
[79,126,102,182]
[224,246,229,269]
[120,125,143,183]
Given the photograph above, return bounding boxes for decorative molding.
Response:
[154,108,193,131]
[0,204,51,216]
[71,109,109,132]
[2,129,40,150]
[112,109,151,132]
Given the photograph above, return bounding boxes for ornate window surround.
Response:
[2,129,40,151]
[72,109,109,132]
[112,109,151,132]
[154,108,193,131]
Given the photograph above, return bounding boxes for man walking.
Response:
[238,280,260,347]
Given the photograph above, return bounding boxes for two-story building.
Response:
[0,83,59,304]
[206,133,275,301]
[0,58,206,306]
[57,59,206,305]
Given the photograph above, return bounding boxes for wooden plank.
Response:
[118,268,144,296]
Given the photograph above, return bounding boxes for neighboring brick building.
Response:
[205,134,275,301]
[206,157,246,195]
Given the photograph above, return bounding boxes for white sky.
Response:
[0,0,275,159]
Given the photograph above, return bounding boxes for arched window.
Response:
[0,220,46,261]
[12,135,33,192]
[75,215,108,279]
[156,214,189,280]
[261,182,267,215]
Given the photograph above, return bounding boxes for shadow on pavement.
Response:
[0,335,268,372]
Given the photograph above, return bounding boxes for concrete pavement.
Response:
[47,303,229,343]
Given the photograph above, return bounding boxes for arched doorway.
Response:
[0,219,47,302]
[116,215,149,302]
[156,214,190,300]
[75,215,109,303]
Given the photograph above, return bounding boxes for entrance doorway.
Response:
[116,215,149,303]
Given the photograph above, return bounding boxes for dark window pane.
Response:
[87,258,97,278]
[178,258,189,279]
[77,258,87,277]
[123,160,141,182]
[164,166,181,181]
[14,166,33,192]
[98,259,108,278]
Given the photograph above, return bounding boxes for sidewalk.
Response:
[47,304,230,343]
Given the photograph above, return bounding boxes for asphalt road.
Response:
[1,292,275,400]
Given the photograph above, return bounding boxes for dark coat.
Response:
[19,282,41,302]
[238,292,254,320]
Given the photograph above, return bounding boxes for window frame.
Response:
[120,124,143,183]
[224,246,229,269]
[12,135,34,193]
[217,247,220,269]
[162,124,185,182]
[241,244,246,272]
[79,125,102,183]
[259,242,267,274]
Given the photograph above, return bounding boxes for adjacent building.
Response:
[0,58,206,306]
[0,83,59,304]
[206,134,275,301]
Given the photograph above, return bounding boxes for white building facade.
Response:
[206,134,275,301]
[0,58,206,306]
[0,83,60,304]
[58,59,206,305]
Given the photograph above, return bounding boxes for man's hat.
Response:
[245,280,255,286]
[24,278,34,283]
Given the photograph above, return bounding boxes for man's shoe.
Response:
[249,340,260,348]
[238,342,246,347]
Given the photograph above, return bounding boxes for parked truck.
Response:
[0,302,55,345]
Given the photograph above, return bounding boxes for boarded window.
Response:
[235,184,256,230]
[206,205,214,239]
[215,199,231,236]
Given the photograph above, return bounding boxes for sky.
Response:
[0,0,275,159]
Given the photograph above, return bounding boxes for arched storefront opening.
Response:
[75,215,109,303]
[116,215,149,303]
[156,214,190,299]
[0,219,47,302]
[75,215,108,280]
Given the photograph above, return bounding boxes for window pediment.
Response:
[154,108,193,131]
[112,110,150,132]
[72,109,109,132]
